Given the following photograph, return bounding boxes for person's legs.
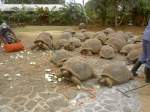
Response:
[131,61,142,76]
[144,66,150,83]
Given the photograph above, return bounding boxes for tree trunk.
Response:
[114,0,118,27]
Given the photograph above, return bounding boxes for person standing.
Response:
[132,20,150,83]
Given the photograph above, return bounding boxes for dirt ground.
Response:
[0,25,149,112]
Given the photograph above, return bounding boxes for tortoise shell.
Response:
[127,48,142,62]
[34,32,53,49]
[100,45,115,59]
[51,49,72,67]
[64,38,81,51]
[120,43,142,55]
[73,32,87,42]
[105,33,126,52]
[100,63,132,84]
[117,31,129,41]
[103,28,115,35]
[54,39,69,50]
[61,57,94,81]
[81,38,102,54]
[79,23,87,29]
[94,32,108,44]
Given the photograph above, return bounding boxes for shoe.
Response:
[132,71,138,77]
[131,61,142,77]
[144,67,150,83]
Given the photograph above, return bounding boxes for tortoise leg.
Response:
[61,70,70,77]
[98,77,106,86]
[42,44,49,50]
[71,76,81,85]
[105,78,113,88]
[92,73,97,78]
[88,51,93,56]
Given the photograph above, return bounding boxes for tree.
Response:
[85,0,150,26]
[5,0,65,4]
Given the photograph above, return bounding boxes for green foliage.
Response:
[59,3,87,25]
[85,0,115,25]
[5,0,65,4]
[0,11,7,24]
[85,0,150,26]
[3,3,87,25]
[2,0,150,26]
[8,7,32,24]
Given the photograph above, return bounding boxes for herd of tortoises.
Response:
[30,25,143,87]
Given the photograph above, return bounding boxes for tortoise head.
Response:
[80,48,93,56]
[35,41,49,50]
[60,69,71,78]
[62,70,70,77]
[99,75,113,88]
[64,42,75,51]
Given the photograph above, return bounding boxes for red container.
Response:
[3,42,24,52]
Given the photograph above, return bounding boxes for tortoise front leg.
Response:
[105,78,113,88]
[71,76,81,85]
[98,78,106,86]
[61,70,70,77]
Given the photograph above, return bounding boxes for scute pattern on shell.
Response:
[105,33,126,52]
[79,23,87,29]
[51,49,72,67]
[68,38,81,48]
[61,57,94,81]
[100,45,115,59]
[127,48,142,62]
[94,32,108,44]
[134,35,143,43]
[83,32,95,39]
[108,33,126,44]
[54,39,69,50]
[125,32,134,38]
[117,31,129,41]
[81,38,102,54]
[64,38,81,51]
[103,28,115,35]
[73,32,87,42]
[120,43,142,55]
[101,63,132,84]
[35,32,53,49]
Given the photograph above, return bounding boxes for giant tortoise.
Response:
[73,32,87,42]
[105,33,126,52]
[51,49,72,67]
[79,23,87,29]
[64,38,81,51]
[99,45,115,59]
[127,48,143,63]
[94,31,108,44]
[54,39,69,50]
[81,38,102,55]
[120,43,142,55]
[103,28,115,35]
[31,32,53,50]
[60,57,95,85]
[82,31,95,40]
[98,63,133,87]
[117,31,130,41]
